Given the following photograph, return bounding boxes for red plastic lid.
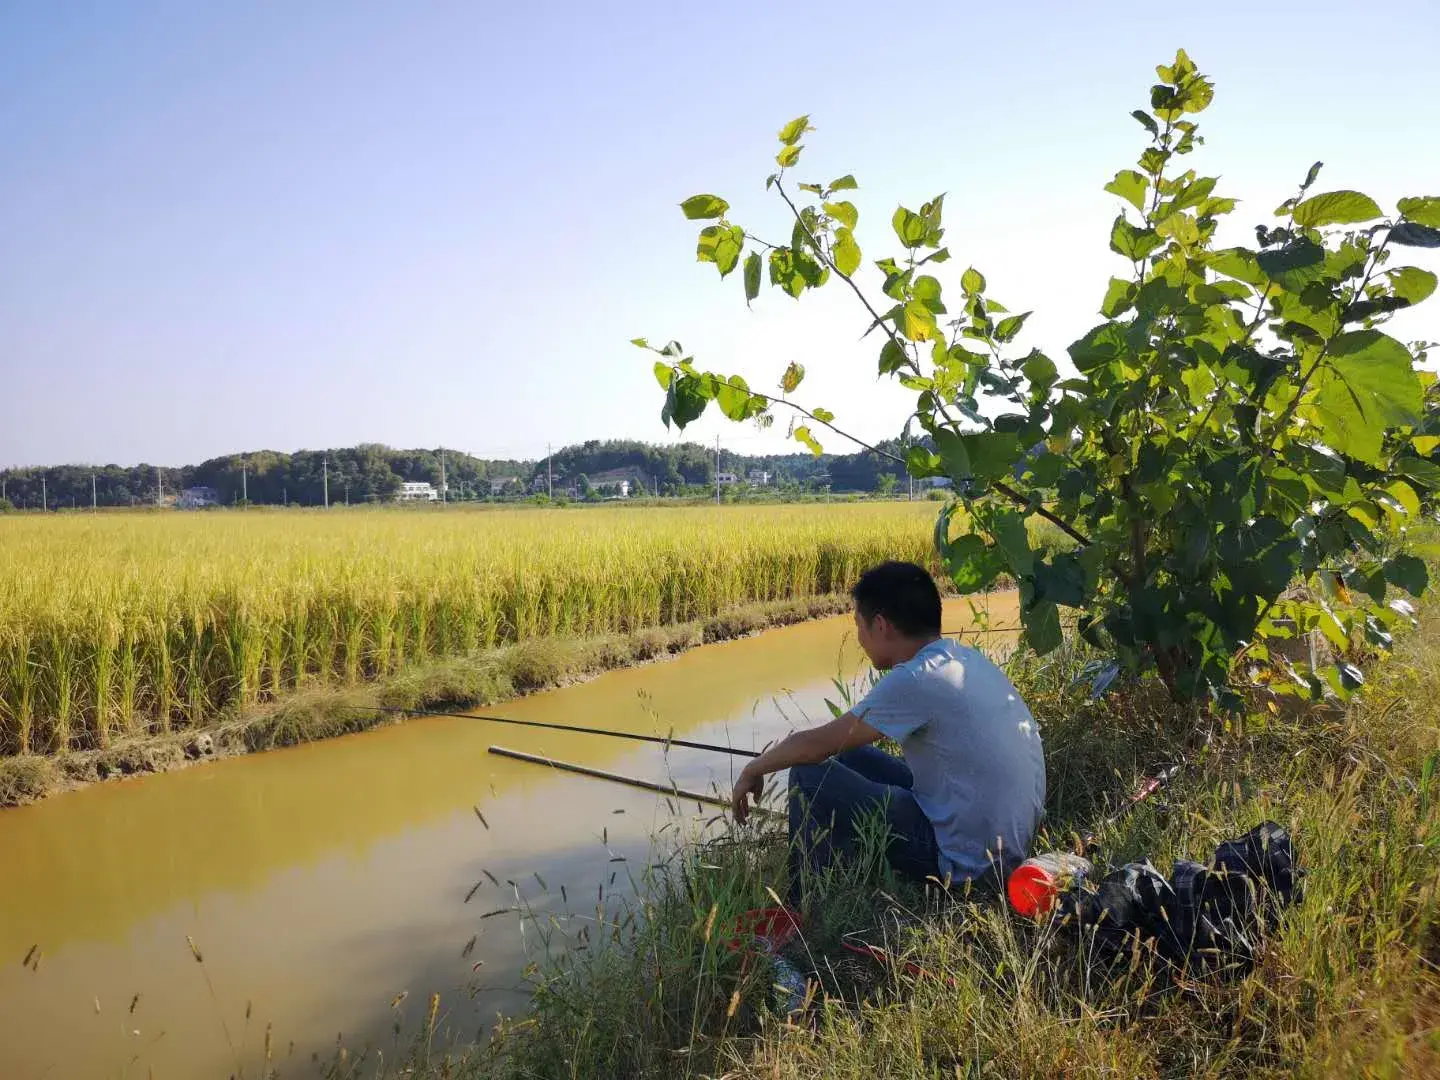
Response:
[1007,863,1058,918]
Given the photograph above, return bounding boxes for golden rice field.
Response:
[0,504,937,756]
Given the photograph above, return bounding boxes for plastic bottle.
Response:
[770,954,809,1016]
[1007,852,1093,918]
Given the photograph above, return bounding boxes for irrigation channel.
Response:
[0,594,1018,1078]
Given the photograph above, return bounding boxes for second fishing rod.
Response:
[353,704,762,757]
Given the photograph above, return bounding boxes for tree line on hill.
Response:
[0,439,920,509]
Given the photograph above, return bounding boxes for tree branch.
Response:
[991,481,1093,548]
[771,178,1093,548]
[738,386,906,464]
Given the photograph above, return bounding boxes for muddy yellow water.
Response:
[0,597,1016,1078]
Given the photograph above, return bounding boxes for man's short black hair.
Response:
[851,561,942,637]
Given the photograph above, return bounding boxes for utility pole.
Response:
[156,466,162,507]
[92,472,97,512]
[440,448,447,504]
[241,464,247,506]
[714,435,721,504]
[546,443,553,500]
[344,482,350,506]
[41,476,47,511]
[323,455,330,509]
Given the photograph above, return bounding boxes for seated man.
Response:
[730,561,1046,902]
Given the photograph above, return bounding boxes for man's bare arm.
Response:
[731,712,882,822]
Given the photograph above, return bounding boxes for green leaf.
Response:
[962,431,1022,483]
[833,227,862,276]
[995,312,1031,343]
[1387,478,1421,518]
[653,361,673,389]
[743,252,761,304]
[961,267,986,295]
[776,144,803,168]
[879,339,909,375]
[1034,552,1087,607]
[1155,212,1200,247]
[768,248,805,298]
[983,507,1034,577]
[828,174,858,191]
[900,299,938,341]
[1131,109,1159,136]
[934,430,970,485]
[942,534,1006,593]
[1398,454,1440,490]
[1257,238,1326,291]
[1208,248,1267,287]
[661,374,708,430]
[1104,169,1149,213]
[1388,266,1437,306]
[1292,190,1383,228]
[1384,554,1429,597]
[778,115,811,146]
[631,337,650,349]
[1181,364,1215,406]
[1023,600,1063,654]
[716,375,756,421]
[811,406,834,423]
[1110,216,1164,260]
[793,424,822,455]
[1307,330,1423,465]
[908,446,943,478]
[1170,176,1218,212]
[824,200,858,230]
[781,361,805,393]
[892,207,929,249]
[1391,223,1440,248]
[696,224,744,276]
[1068,322,1129,373]
[680,194,729,220]
[912,274,945,313]
[1101,277,1138,317]
[1021,351,1058,395]
[1398,196,1440,227]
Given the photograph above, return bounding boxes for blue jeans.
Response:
[787,746,941,904]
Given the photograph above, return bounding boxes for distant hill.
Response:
[0,438,913,508]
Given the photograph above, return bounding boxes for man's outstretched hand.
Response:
[731,764,765,824]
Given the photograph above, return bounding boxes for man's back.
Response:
[852,638,1046,882]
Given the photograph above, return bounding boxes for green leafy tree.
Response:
[876,472,899,496]
[641,50,1440,706]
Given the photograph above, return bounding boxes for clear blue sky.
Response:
[3,1,1437,468]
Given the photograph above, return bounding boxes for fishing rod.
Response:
[488,745,778,818]
[354,704,760,757]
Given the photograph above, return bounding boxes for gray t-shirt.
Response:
[852,638,1046,882]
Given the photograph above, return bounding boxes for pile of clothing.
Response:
[1053,821,1302,973]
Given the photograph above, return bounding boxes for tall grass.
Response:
[384,594,1440,1080]
[0,504,940,755]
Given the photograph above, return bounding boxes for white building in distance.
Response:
[397,481,439,501]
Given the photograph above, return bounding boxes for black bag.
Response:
[1055,822,1301,974]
